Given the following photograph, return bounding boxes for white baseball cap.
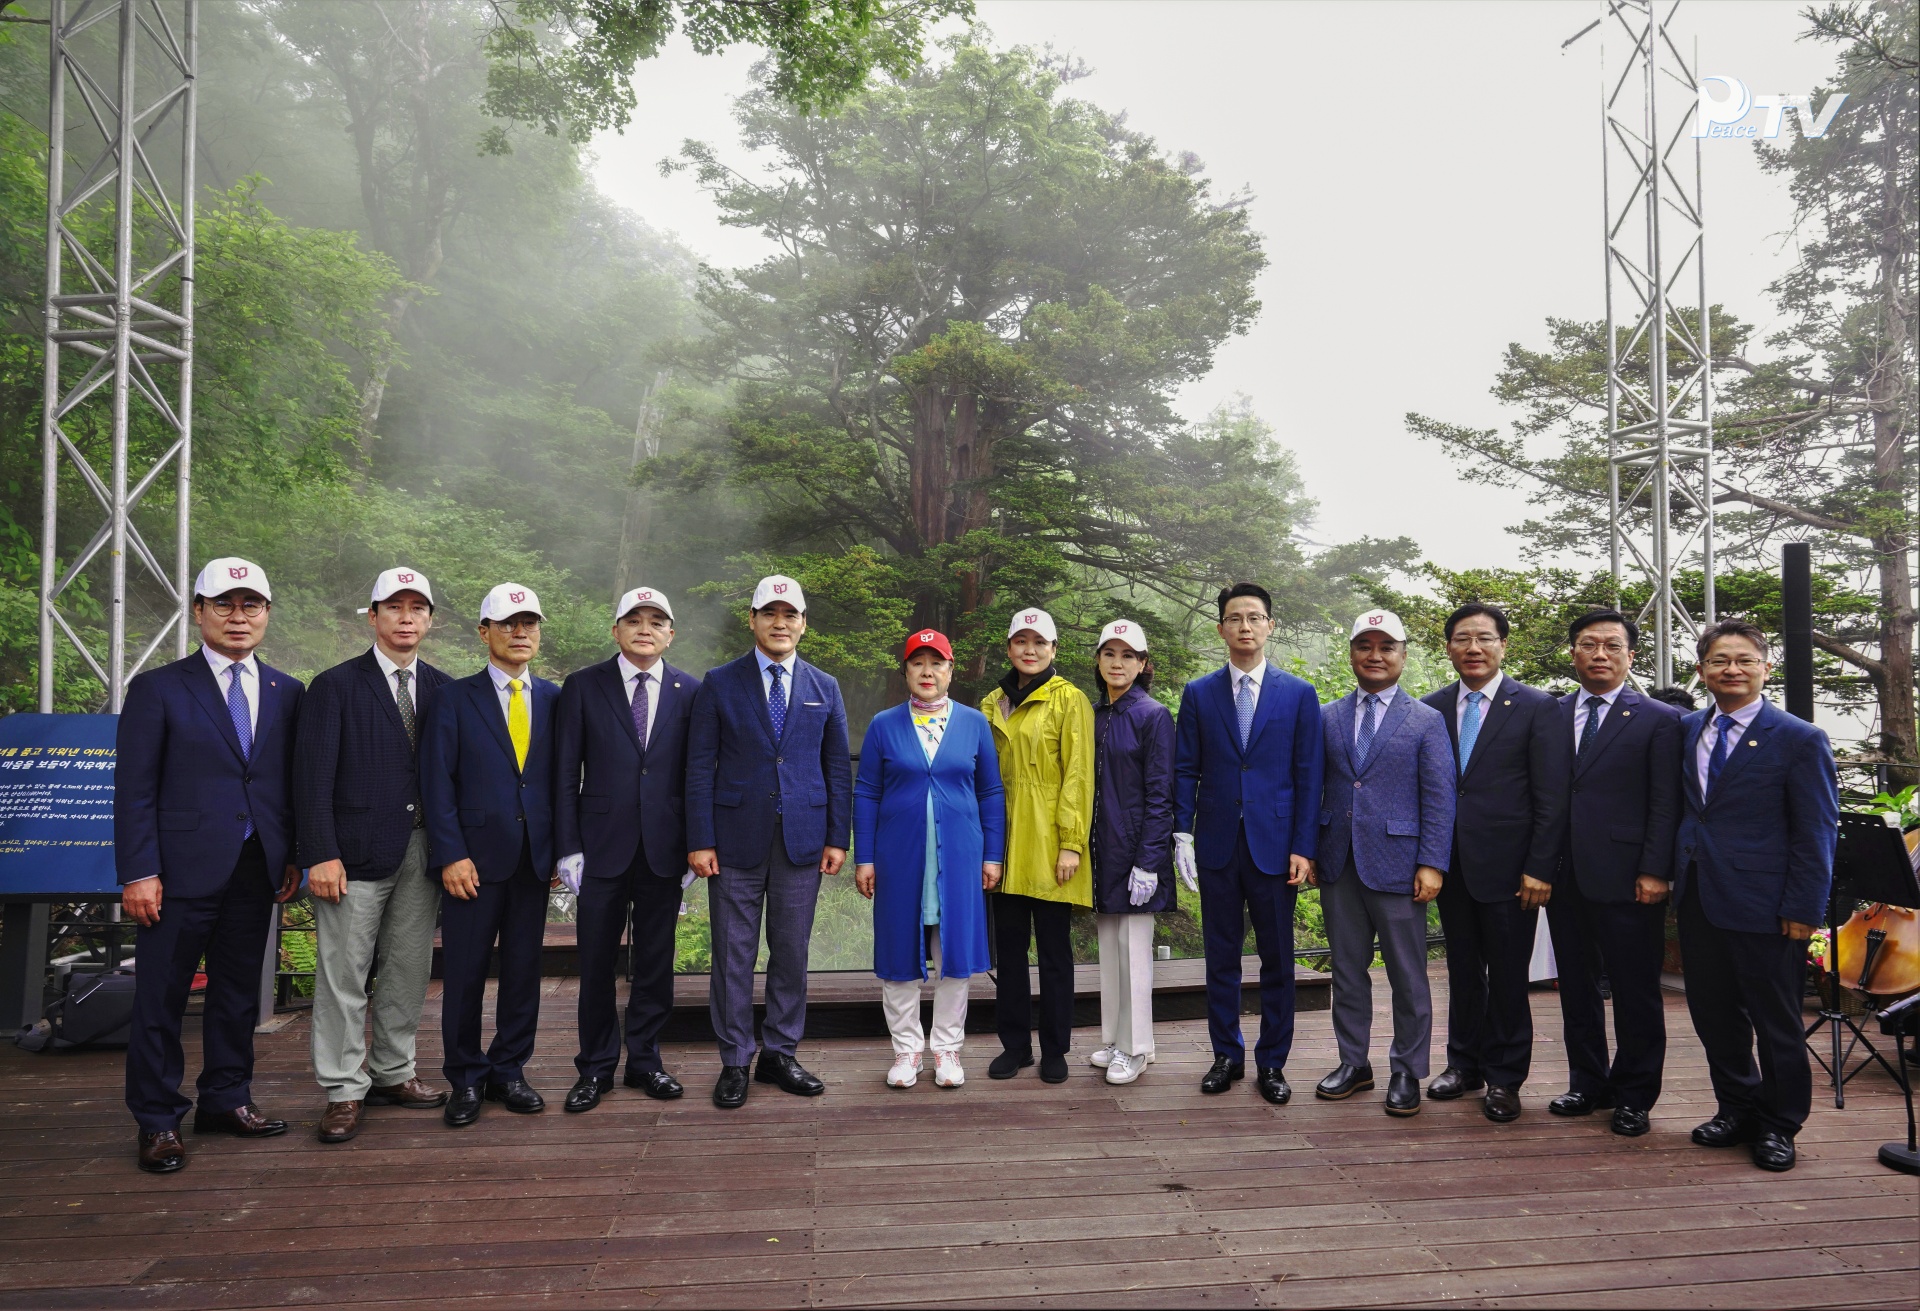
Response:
[1350,608,1407,642]
[615,585,674,622]
[1007,607,1058,643]
[194,557,270,601]
[751,574,806,612]
[1096,619,1147,653]
[480,583,545,622]
[370,566,433,608]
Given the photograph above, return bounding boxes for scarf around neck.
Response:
[999,664,1057,712]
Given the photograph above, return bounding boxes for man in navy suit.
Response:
[295,568,452,1145]
[1173,582,1325,1105]
[1420,602,1569,1122]
[554,586,700,1112]
[420,583,562,1127]
[1312,608,1455,1117]
[117,557,304,1174]
[1544,610,1683,1138]
[686,574,853,1109]
[1674,619,1838,1172]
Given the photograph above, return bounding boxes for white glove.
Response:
[681,867,697,892]
[1127,866,1159,906]
[556,853,584,896]
[1173,833,1198,893]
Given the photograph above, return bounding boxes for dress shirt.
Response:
[1455,675,1502,731]
[202,646,260,735]
[617,653,659,747]
[371,645,419,707]
[1695,696,1766,797]
[487,661,535,733]
[755,647,798,702]
[910,702,951,762]
[1226,658,1267,709]
[1352,684,1399,748]
[1572,683,1625,746]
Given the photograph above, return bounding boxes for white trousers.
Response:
[880,927,971,1054]
[1097,913,1156,1057]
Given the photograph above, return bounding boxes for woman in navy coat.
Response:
[1088,619,1176,1085]
[854,629,1005,1089]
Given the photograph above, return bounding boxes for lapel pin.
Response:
[1502,700,1511,706]
[1622,710,1631,717]
[1748,740,1758,747]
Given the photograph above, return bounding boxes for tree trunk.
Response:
[1868,125,1917,790]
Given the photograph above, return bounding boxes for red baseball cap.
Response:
[903,628,953,661]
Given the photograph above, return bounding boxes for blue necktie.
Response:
[1354,692,1380,769]
[1235,672,1255,751]
[631,670,651,750]
[1577,696,1605,755]
[767,662,787,741]
[227,663,253,839]
[1458,690,1485,769]
[1706,713,1738,795]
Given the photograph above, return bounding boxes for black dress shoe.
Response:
[1611,1106,1651,1137]
[1427,1067,1483,1100]
[626,1069,685,1100]
[1315,1063,1375,1100]
[1384,1073,1421,1117]
[713,1065,750,1109]
[1200,1055,1244,1095]
[988,1049,1034,1080]
[1039,1053,1069,1084]
[192,1103,288,1138]
[444,1086,482,1127]
[1691,1112,1758,1148]
[755,1052,825,1096]
[483,1079,546,1114]
[1751,1130,1797,1172]
[1549,1090,1613,1117]
[564,1075,613,1114]
[1257,1068,1292,1106]
[137,1129,186,1173]
[1483,1084,1522,1122]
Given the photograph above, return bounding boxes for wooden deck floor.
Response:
[1,967,1914,1309]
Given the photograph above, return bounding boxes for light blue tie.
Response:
[1235,672,1256,751]
[227,663,254,839]
[1458,690,1485,769]
[1354,692,1380,769]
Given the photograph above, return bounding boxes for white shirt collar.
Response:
[1227,659,1266,689]
[1578,683,1625,707]
[617,653,656,685]
[1713,696,1766,729]
[1458,675,1502,706]
[756,648,798,678]
[487,662,530,691]
[203,646,258,681]
[1357,683,1398,708]
[372,645,417,681]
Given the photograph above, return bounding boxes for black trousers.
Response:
[991,891,1075,1060]
[1677,878,1813,1136]
[1435,875,1535,1089]
[125,838,273,1133]
[1545,873,1667,1109]
[439,842,549,1091]
[575,849,682,1079]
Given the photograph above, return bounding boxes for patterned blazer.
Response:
[1316,688,1455,894]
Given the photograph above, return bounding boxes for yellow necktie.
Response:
[507,678,530,770]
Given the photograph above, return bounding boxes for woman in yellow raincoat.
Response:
[981,606,1094,1084]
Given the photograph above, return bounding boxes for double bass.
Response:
[1835,828,1920,998]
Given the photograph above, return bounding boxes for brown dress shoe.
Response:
[318,1100,363,1144]
[192,1103,288,1138]
[137,1129,186,1174]
[366,1076,449,1109]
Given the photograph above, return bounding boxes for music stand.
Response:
[1803,812,1920,1174]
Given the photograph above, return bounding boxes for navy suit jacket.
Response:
[1421,674,1570,903]
[294,649,450,880]
[684,651,852,867]
[1558,685,1683,904]
[114,649,303,899]
[1173,662,1324,875]
[1672,698,1838,933]
[420,666,561,883]
[553,656,699,880]
[1316,689,1455,894]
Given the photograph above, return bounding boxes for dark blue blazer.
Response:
[1420,675,1570,903]
[685,651,853,867]
[294,649,450,880]
[553,656,699,880]
[1558,686,1683,904]
[114,649,303,899]
[1173,663,1325,875]
[420,666,561,883]
[1672,698,1838,933]
[1316,689,1455,894]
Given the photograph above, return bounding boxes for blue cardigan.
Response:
[854,702,1006,982]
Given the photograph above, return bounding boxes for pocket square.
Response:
[803,701,823,707]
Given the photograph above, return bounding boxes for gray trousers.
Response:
[310,830,440,1100]
[1323,859,1433,1078]
[709,821,822,1067]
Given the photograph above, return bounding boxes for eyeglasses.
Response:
[1699,655,1766,672]
[492,618,541,634]
[1573,640,1630,655]
[1447,633,1504,649]
[205,597,267,618]
[1221,614,1271,629]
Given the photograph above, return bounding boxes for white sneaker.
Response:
[933,1051,966,1088]
[1106,1051,1145,1085]
[1089,1045,1117,1069]
[886,1052,923,1088]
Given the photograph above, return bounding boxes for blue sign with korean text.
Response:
[0,714,119,897]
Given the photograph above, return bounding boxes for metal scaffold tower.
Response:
[37,0,197,713]
[1598,0,1716,685]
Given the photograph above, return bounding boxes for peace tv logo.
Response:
[228,566,248,580]
[509,590,525,604]
[1694,75,1846,140]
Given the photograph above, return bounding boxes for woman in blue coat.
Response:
[854,629,1005,1089]
[1088,619,1176,1085]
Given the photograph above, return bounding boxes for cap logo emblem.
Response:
[773,583,788,595]
[1114,624,1128,634]
[228,566,247,580]
[918,630,936,642]
[397,572,414,584]
[1025,613,1038,624]
[638,590,652,601]
[509,590,525,604]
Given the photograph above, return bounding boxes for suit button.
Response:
[236,813,247,823]
[769,791,778,799]
[517,815,524,824]
[641,768,649,776]
[1353,781,1361,788]
[243,774,252,784]
[406,804,415,812]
